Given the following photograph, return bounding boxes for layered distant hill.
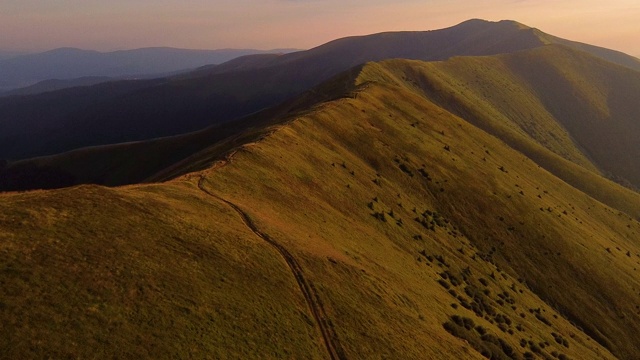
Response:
[1,20,640,359]
[2,20,640,191]
[0,50,28,61]
[2,76,115,97]
[0,20,639,163]
[0,47,298,93]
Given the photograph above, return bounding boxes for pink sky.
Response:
[1,0,639,57]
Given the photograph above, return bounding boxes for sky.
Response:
[1,0,639,57]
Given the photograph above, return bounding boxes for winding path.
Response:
[197,175,346,360]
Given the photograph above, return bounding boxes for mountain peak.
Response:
[453,18,530,29]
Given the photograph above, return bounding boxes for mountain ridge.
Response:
[0,47,299,92]
[189,19,640,77]
[3,19,639,162]
[192,71,640,357]
[2,21,640,359]
[3,47,640,357]
[4,44,639,199]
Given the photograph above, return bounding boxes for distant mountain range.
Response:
[2,77,115,97]
[1,20,638,166]
[0,47,299,92]
[0,50,28,61]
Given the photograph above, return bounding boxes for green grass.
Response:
[0,183,326,359]
[197,75,637,358]
[361,47,640,217]
[2,45,640,359]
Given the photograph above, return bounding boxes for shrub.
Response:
[418,168,431,180]
[520,339,527,348]
[372,212,387,222]
[475,325,487,335]
[535,313,552,326]
[462,317,475,330]
[437,279,451,289]
[443,316,519,360]
[399,163,414,177]
[530,343,541,353]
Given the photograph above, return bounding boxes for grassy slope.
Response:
[374,46,640,213]
[502,46,640,189]
[198,70,640,357]
[0,64,367,191]
[0,182,326,359]
[2,50,640,359]
[538,30,640,72]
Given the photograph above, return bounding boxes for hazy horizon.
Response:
[2,1,639,57]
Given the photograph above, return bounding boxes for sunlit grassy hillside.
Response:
[365,45,640,199]
[0,183,329,359]
[2,51,640,359]
[194,66,640,359]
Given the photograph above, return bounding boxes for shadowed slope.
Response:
[0,65,364,190]
[7,19,639,160]
[366,45,640,192]
[1,53,640,359]
[536,30,640,72]
[2,76,115,97]
[0,67,371,195]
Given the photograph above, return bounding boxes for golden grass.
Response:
[363,47,640,218]
[2,46,640,359]
[196,75,637,358]
[0,182,326,359]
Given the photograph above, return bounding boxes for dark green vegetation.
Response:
[2,20,640,359]
[1,19,639,160]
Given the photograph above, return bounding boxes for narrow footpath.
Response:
[198,175,346,360]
